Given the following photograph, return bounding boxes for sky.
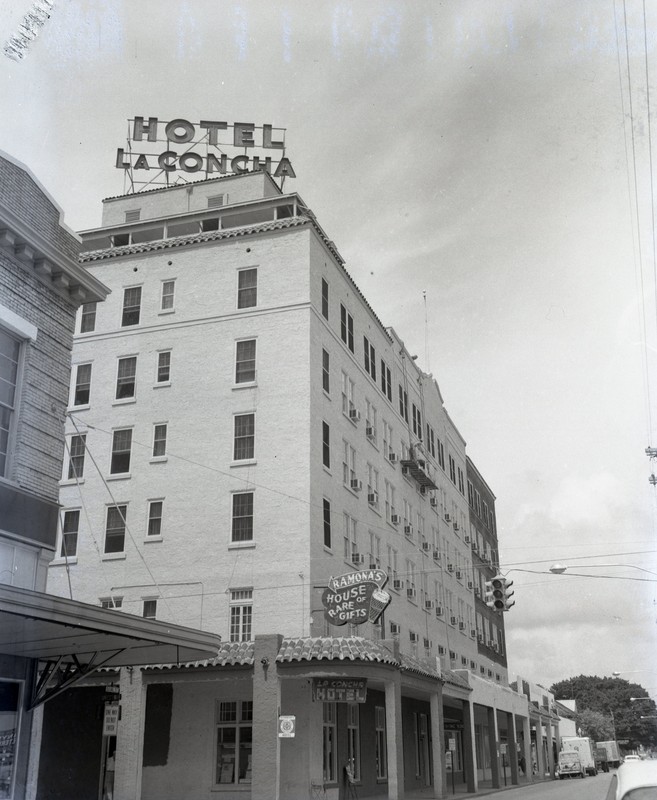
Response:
[1,0,656,697]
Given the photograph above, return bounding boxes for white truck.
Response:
[597,740,621,768]
[557,750,585,779]
[560,736,598,776]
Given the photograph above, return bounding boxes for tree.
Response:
[550,675,657,751]
[577,709,615,741]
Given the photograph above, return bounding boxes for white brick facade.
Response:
[51,171,507,681]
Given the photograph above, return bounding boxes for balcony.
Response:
[400,449,437,491]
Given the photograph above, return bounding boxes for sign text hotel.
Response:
[116,117,296,178]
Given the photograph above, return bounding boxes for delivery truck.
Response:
[597,740,621,768]
[560,736,598,776]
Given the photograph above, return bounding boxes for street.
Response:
[472,773,616,800]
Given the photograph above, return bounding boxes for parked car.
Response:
[624,755,642,762]
[611,760,657,800]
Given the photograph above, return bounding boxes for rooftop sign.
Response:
[321,569,391,626]
[115,117,295,192]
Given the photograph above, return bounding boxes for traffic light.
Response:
[485,575,515,611]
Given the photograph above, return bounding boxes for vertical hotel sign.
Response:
[115,117,296,179]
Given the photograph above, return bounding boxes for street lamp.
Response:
[549,563,657,578]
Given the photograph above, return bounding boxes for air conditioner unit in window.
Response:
[423,638,431,649]
[438,645,445,655]
[450,615,458,626]
[406,587,417,600]
[419,485,427,496]
[388,452,398,464]
[351,553,365,565]
[471,542,479,552]
[349,407,361,423]
[391,513,400,525]
[465,535,471,544]
[409,632,418,643]
[430,497,438,508]
[470,629,476,638]
[478,634,484,643]
[447,563,454,573]
[444,513,451,522]
[401,466,410,477]
[351,478,363,491]
[404,524,413,537]
[435,605,444,617]
[474,587,481,597]
[467,581,474,590]
[455,570,462,580]
[453,522,459,532]
[392,578,404,591]
[368,491,378,504]
[366,424,375,438]
[390,622,400,635]
[459,621,466,630]
[421,542,431,551]
[433,550,441,562]
[425,599,434,610]
[369,560,379,570]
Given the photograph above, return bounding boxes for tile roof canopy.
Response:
[143,637,442,683]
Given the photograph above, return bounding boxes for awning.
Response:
[0,584,222,708]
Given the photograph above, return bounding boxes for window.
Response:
[233,414,255,460]
[147,500,163,537]
[380,359,392,402]
[323,498,332,548]
[383,420,393,460]
[237,268,257,309]
[367,463,379,504]
[104,505,127,554]
[208,194,225,208]
[100,597,122,609]
[122,286,142,326]
[152,423,167,457]
[229,589,253,641]
[363,336,376,380]
[342,441,356,487]
[161,280,175,311]
[347,704,361,781]
[231,492,254,542]
[341,371,355,417]
[449,455,456,484]
[321,278,329,320]
[67,434,86,479]
[426,424,436,458]
[343,513,357,562]
[457,467,465,495]
[437,439,445,470]
[322,348,330,393]
[80,302,97,333]
[322,422,331,469]
[235,339,256,383]
[157,351,171,383]
[384,479,395,524]
[398,385,408,422]
[143,599,157,619]
[412,403,422,439]
[0,329,20,477]
[110,429,132,474]
[0,680,20,795]
[365,399,377,443]
[375,706,387,779]
[60,509,79,557]
[323,702,337,783]
[215,700,253,786]
[340,304,354,352]
[125,209,141,222]
[116,356,137,399]
[73,363,91,406]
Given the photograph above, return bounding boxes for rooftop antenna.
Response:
[423,290,430,373]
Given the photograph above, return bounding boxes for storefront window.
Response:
[0,681,21,800]
[346,704,361,781]
[375,705,387,779]
[215,700,252,786]
[322,702,336,783]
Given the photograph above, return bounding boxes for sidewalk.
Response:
[377,773,552,799]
